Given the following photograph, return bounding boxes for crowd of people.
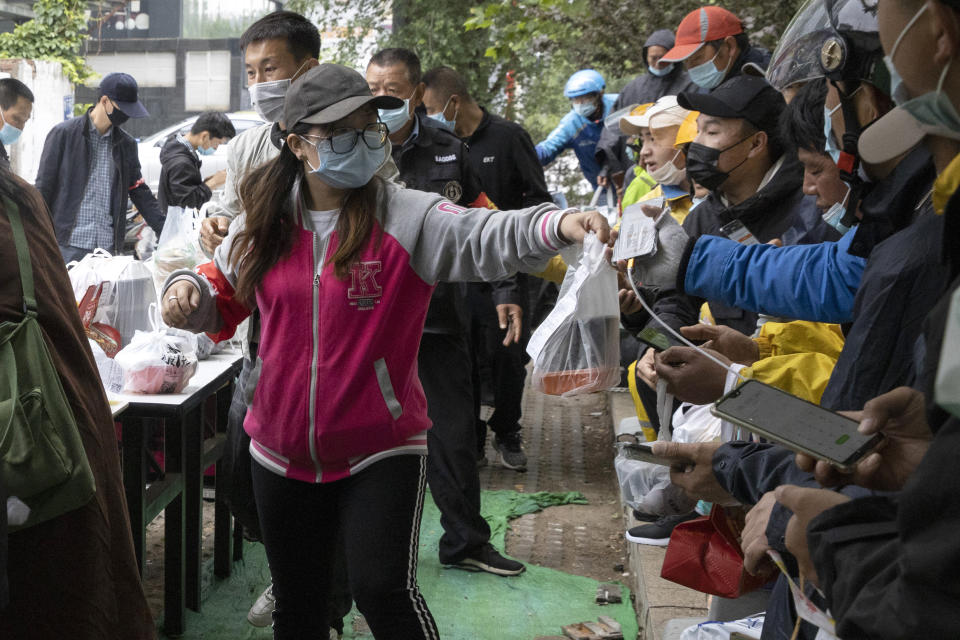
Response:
[2,0,960,637]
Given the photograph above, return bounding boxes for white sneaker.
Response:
[247,583,276,627]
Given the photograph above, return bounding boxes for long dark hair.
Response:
[231,122,383,304]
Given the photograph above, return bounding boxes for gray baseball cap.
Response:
[283,63,402,128]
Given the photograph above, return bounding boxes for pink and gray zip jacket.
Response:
[167,179,572,483]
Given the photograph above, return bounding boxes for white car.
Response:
[136,111,265,194]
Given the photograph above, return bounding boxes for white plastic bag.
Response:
[89,338,124,394]
[67,249,158,348]
[679,615,764,639]
[615,448,696,515]
[153,206,203,291]
[527,233,621,396]
[589,185,618,226]
[115,305,199,394]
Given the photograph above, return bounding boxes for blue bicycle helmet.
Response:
[564,69,605,98]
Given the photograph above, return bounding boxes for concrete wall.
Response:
[76,37,245,140]
[0,58,73,184]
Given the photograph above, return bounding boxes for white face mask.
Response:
[247,60,310,123]
[647,149,685,185]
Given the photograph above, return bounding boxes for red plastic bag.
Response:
[660,505,769,598]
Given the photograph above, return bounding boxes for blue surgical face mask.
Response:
[884,3,928,107]
[301,130,386,189]
[688,48,730,90]
[690,195,707,210]
[428,96,457,132]
[198,144,216,156]
[823,103,842,163]
[572,100,598,119]
[648,62,675,77]
[821,183,853,234]
[378,91,414,134]
[0,111,21,146]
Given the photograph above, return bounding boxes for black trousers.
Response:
[467,283,528,444]
[252,456,438,639]
[418,332,492,563]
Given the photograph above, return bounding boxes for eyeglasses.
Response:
[302,121,388,154]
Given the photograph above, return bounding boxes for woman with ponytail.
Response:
[161,64,611,639]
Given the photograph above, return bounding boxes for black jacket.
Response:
[596,30,695,177]
[393,114,486,334]
[464,108,553,307]
[0,144,8,171]
[653,152,838,337]
[806,186,960,638]
[157,136,212,212]
[35,111,164,253]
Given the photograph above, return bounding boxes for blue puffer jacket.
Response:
[536,94,618,188]
[682,229,866,324]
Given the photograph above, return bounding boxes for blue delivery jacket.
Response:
[536,94,618,189]
[682,229,866,324]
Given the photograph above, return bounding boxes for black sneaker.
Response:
[632,508,659,523]
[449,544,526,576]
[493,433,528,471]
[625,512,699,546]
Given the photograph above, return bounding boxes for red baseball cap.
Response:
[662,7,744,62]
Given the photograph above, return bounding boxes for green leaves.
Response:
[0,0,92,85]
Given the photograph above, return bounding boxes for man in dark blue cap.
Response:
[36,72,164,262]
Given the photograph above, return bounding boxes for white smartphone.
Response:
[712,380,882,472]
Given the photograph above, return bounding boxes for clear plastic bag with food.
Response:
[527,233,621,396]
[114,305,199,394]
[152,206,203,291]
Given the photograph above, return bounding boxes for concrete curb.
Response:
[607,390,708,640]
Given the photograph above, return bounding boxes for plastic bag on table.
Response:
[88,338,124,393]
[115,305,199,394]
[527,233,621,396]
[153,206,203,291]
[68,249,158,348]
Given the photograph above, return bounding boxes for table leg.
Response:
[214,379,234,577]
[184,404,204,611]
[233,519,244,562]
[164,416,186,637]
[120,416,146,574]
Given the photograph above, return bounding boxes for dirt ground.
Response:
[142,387,631,620]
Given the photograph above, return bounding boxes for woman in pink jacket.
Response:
[162,64,611,639]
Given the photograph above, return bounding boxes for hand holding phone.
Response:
[712,380,882,472]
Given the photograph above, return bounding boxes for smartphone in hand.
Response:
[712,380,881,472]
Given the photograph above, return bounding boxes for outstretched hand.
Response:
[559,210,614,246]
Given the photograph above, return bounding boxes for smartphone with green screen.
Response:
[712,380,882,472]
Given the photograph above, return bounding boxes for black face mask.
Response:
[685,135,754,192]
[107,103,130,127]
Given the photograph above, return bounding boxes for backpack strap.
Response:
[3,195,37,315]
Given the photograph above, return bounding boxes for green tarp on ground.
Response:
[161,490,638,639]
